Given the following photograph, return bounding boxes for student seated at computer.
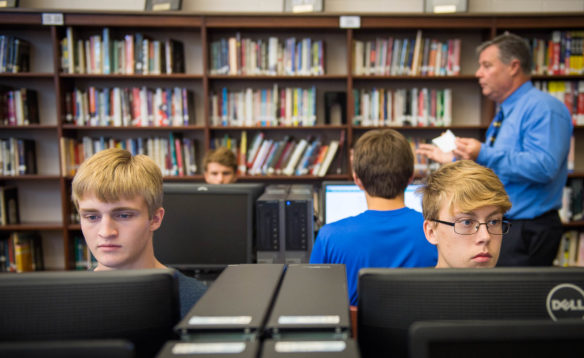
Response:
[203,147,238,184]
[421,160,512,268]
[310,129,437,305]
[72,148,207,318]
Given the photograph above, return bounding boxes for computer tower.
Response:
[284,185,314,263]
[256,185,289,264]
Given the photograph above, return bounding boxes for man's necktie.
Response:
[488,109,504,147]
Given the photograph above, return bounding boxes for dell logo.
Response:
[546,283,584,321]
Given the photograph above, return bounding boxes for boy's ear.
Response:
[353,172,365,191]
[150,207,165,231]
[423,220,439,245]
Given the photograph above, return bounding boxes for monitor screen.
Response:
[0,269,179,358]
[154,183,265,269]
[409,320,584,358]
[357,267,584,358]
[322,181,423,224]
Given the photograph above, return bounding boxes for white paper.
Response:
[432,129,457,153]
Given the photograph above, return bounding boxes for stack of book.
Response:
[61,27,185,75]
[352,30,461,77]
[60,134,197,177]
[0,138,37,176]
[0,232,43,272]
[0,35,31,73]
[0,88,39,126]
[353,87,452,127]
[210,85,316,126]
[528,30,584,76]
[209,33,325,76]
[64,86,193,127]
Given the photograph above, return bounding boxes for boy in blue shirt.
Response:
[310,129,437,305]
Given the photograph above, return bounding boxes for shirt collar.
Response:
[500,81,533,118]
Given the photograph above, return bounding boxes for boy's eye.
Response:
[83,214,99,221]
[115,212,134,219]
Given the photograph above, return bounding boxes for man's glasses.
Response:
[432,218,511,235]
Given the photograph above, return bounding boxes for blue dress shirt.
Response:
[476,81,573,219]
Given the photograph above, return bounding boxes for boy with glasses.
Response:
[421,160,512,268]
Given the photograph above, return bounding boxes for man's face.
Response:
[424,202,504,268]
[78,193,164,270]
[475,45,515,103]
[204,162,236,184]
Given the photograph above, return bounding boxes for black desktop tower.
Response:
[256,185,289,264]
[284,184,314,264]
[256,185,314,264]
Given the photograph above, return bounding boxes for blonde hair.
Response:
[421,160,511,220]
[203,147,237,173]
[71,148,163,218]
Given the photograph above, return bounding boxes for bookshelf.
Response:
[1,10,583,270]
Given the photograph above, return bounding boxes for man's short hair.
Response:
[71,148,163,218]
[421,160,512,220]
[477,32,532,75]
[203,147,237,173]
[352,128,414,199]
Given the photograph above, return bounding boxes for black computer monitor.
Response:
[357,267,584,358]
[154,183,265,270]
[0,269,179,358]
[409,319,584,358]
[321,181,423,224]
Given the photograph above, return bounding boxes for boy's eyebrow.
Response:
[456,209,502,218]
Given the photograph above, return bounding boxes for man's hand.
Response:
[454,137,482,160]
[416,143,454,164]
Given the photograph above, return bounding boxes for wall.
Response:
[16,0,584,13]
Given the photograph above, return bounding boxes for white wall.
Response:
[17,0,584,13]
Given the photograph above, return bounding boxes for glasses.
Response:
[432,218,511,235]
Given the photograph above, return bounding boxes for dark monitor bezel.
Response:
[409,319,584,358]
[155,182,265,270]
[357,267,584,358]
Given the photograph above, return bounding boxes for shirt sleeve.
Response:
[309,229,328,263]
[476,104,572,184]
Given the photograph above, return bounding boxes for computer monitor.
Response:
[409,320,584,358]
[0,269,179,358]
[357,267,584,358]
[154,183,265,270]
[321,181,423,224]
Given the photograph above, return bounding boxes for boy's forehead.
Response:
[78,192,146,208]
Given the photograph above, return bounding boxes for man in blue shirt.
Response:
[310,129,437,305]
[418,33,573,266]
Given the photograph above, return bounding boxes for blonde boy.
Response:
[421,160,512,268]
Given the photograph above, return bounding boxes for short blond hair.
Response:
[72,148,163,218]
[421,160,511,220]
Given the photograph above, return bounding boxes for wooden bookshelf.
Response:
[1,10,583,269]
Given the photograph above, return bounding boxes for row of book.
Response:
[353,87,453,127]
[210,85,316,127]
[73,236,97,270]
[0,88,39,126]
[554,230,584,267]
[209,35,325,76]
[0,138,37,176]
[60,135,197,177]
[61,27,185,75]
[0,186,19,225]
[0,232,43,272]
[0,35,30,73]
[353,31,461,77]
[64,86,193,127]
[561,177,584,223]
[528,31,584,76]
[246,132,343,177]
[534,80,584,125]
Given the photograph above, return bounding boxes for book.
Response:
[317,140,339,177]
[0,186,19,225]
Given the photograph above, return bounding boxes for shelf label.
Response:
[339,16,360,29]
[42,13,64,26]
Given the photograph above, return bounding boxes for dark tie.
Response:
[488,109,504,147]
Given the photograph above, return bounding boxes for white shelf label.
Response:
[275,341,346,353]
[188,315,252,325]
[42,13,64,26]
[278,315,340,324]
[339,16,360,29]
[172,342,246,354]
